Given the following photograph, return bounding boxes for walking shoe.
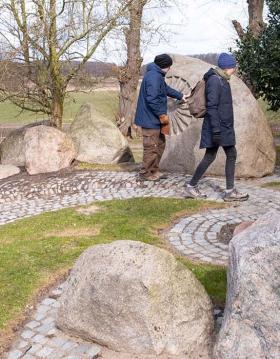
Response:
[139,173,160,182]
[185,184,207,199]
[223,188,249,202]
[153,171,168,180]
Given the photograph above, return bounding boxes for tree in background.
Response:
[234,0,280,111]
[0,0,132,128]
[117,0,170,137]
[117,0,148,137]
[233,0,265,39]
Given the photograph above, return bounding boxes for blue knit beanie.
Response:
[218,53,237,69]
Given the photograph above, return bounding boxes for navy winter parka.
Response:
[200,68,236,149]
[134,63,183,129]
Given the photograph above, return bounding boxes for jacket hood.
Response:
[203,68,216,81]
[146,62,165,76]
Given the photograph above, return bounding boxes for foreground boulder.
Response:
[24,125,76,175]
[0,120,49,166]
[214,211,280,359]
[0,164,20,180]
[57,240,213,357]
[70,103,134,164]
[160,54,276,178]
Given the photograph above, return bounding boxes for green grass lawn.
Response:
[0,91,118,124]
[0,91,279,126]
[0,197,225,346]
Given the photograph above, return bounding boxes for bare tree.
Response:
[233,0,265,38]
[0,0,132,128]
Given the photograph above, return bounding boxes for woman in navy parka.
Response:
[185,53,249,202]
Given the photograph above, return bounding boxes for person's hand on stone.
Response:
[159,114,169,125]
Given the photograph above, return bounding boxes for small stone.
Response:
[41,298,56,306]
[86,345,102,358]
[36,346,54,357]
[49,336,68,347]
[29,343,43,354]
[37,322,55,334]
[21,330,35,339]
[16,340,29,349]
[7,350,22,359]
[32,334,48,345]
[25,321,40,330]
[34,312,46,321]
[61,340,78,351]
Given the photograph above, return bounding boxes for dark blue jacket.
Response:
[134,63,183,129]
[200,68,236,149]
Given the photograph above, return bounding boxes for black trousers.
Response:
[190,146,237,189]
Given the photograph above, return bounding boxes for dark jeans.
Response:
[190,146,237,189]
[140,128,165,177]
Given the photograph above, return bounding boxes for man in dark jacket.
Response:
[185,53,249,202]
[134,54,185,181]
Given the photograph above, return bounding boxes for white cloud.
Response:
[95,0,249,64]
[142,0,249,63]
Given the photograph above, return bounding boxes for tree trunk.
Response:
[233,0,264,38]
[50,95,64,128]
[248,0,265,37]
[117,1,146,138]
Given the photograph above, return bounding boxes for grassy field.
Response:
[0,91,119,124]
[0,197,225,350]
[0,91,279,126]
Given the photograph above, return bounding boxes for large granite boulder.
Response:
[0,164,20,180]
[24,125,76,175]
[57,240,214,357]
[214,211,280,359]
[70,104,134,164]
[0,120,49,166]
[160,55,276,178]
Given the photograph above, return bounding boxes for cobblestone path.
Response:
[2,170,280,358]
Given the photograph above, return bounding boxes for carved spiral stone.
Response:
[166,75,193,135]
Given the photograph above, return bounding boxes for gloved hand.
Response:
[212,131,221,146]
[161,123,170,136]
[159,114,169,125]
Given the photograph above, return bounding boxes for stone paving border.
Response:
[6,283,102,359]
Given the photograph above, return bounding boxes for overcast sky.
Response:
[96,0,251,65]
[143,0,249,62]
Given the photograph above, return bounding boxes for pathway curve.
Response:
[2,170,280,358]
[1,170,280,265]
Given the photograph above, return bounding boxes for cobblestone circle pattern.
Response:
[2,170,280,358]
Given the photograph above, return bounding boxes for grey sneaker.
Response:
[223,188,249,202]
[185,184,207,199]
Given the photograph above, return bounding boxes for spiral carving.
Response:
[166,75,194,135]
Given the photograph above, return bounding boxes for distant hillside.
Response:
[190,53,218,66]
[141,53,218,76]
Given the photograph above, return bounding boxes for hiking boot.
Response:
[139,173,160,182]
[223,188,249,202]
[185,184,207,199]
[153,171,168,180]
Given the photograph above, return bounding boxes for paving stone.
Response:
[7,350,23,359]
[37,322,56,334]
[86,345,101,358]
[28,344,43,354]
[21,330,35,340]
[41,298,56,306]
[25,321,40,330]
[32,334,48,345]
[36,346,54,357]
